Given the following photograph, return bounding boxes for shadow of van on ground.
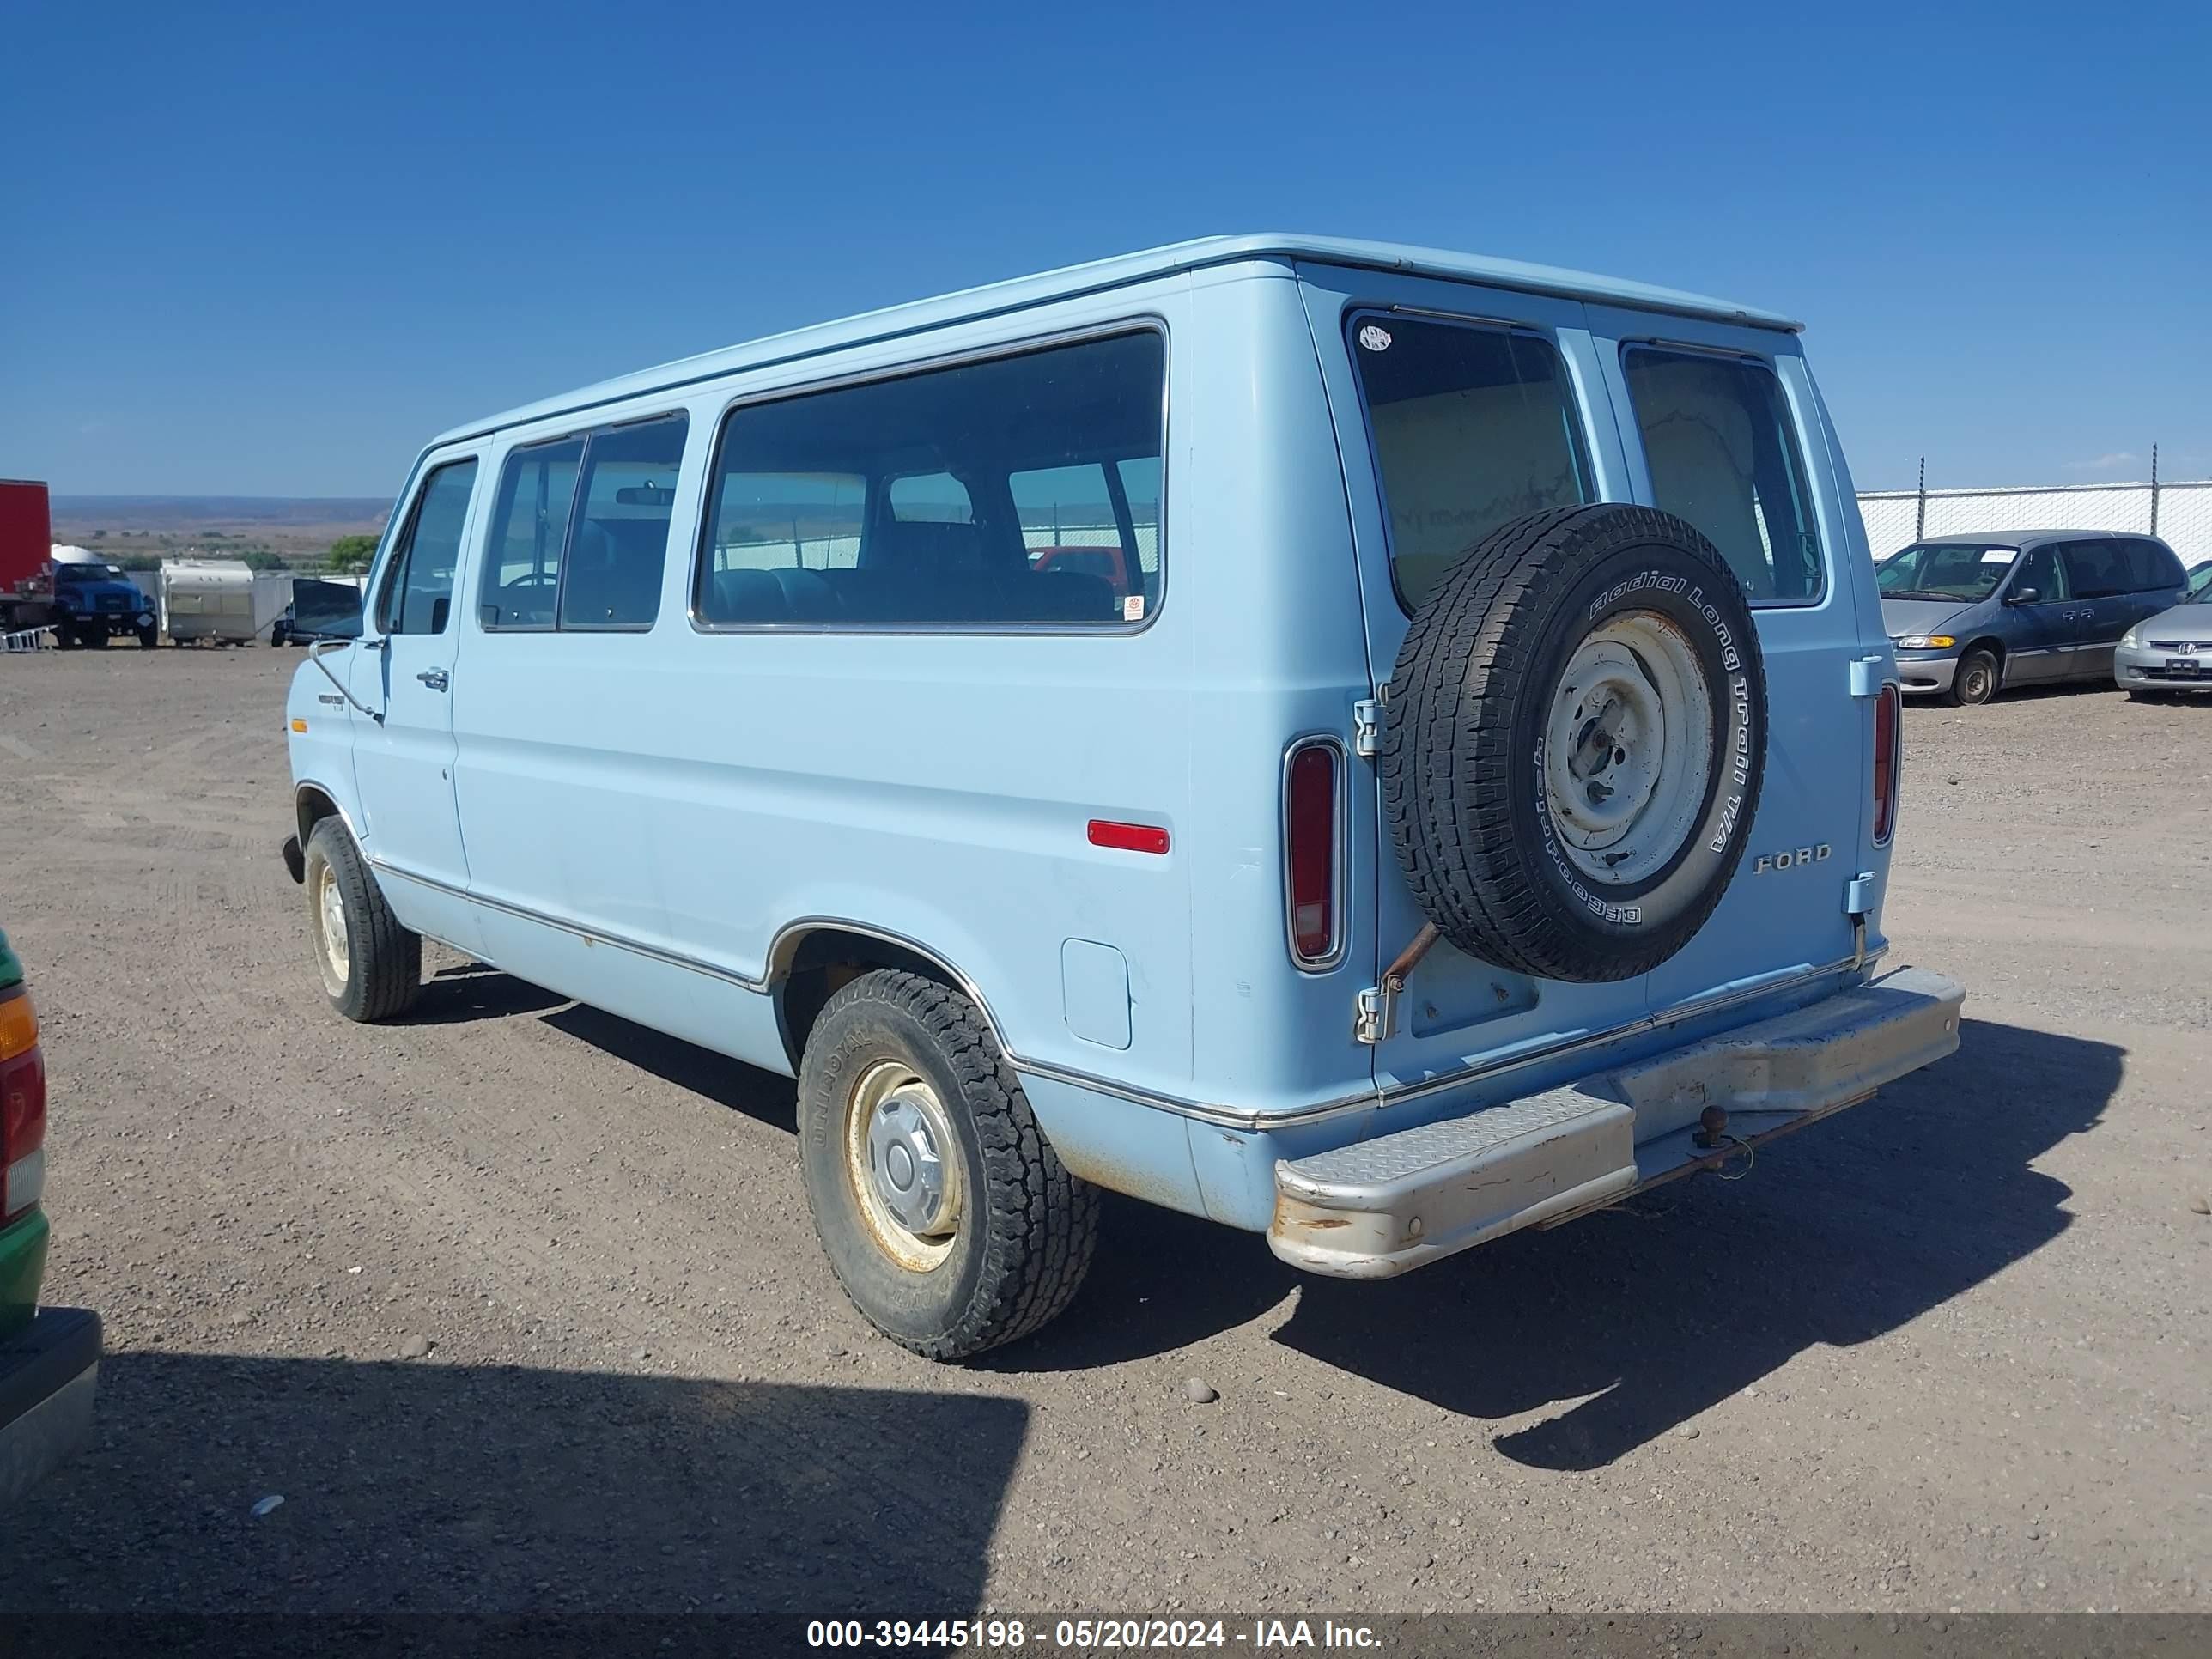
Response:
[1,1353,1026,1617]
[993,1018,2118,1470]
[397,981,2116,1474]
[1264,1016,2117,1468]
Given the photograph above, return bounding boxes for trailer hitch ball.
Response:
[1692,1105,1729,1151]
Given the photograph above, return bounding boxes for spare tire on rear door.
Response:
[1381,504,1767,984]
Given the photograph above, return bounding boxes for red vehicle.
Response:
[0,481,51,605]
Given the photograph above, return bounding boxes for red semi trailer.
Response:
[0,480,50,598]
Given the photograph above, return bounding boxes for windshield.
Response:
[291,580,362,635]
[1877,543,2015,603]
[55,563,127,583]
[2189,562,2212,602]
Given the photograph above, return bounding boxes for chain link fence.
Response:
[1857,478,2212,568]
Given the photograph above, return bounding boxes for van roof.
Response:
[433,233,1802,447]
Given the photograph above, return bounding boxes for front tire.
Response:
[798,969,1097,1360]
[1945,648,1999,707]
[137,623,158,648]
[303,818,422,1022]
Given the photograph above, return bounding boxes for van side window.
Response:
[1117,457,1162,595]
[2060,540,2130,600]
[694,330,1165,629]
[2012,544,2066,602]
[1347,315,1590,613]
[377,459,478,635]
[560,415,689,629]
[480,414,689,631]
[1620,347,1825,606]
[2124,538,2181,592]
[1013,463,1140,601]
[483,437,583,629]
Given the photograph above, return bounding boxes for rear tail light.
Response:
[1285,740,1343,967]
[0,987,46,1224]
[1872,682,1901,845]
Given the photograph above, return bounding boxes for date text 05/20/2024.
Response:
[805,1619,1382,1650]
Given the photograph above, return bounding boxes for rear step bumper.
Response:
[1269,965,1965,1279]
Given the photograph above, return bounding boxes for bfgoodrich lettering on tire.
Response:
[798,969,1097,1361]
[1381,504,1769,983]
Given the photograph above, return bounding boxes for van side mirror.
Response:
[2007,586,2039,605]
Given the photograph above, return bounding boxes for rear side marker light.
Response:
[1285,740,1342,967]
[0,987,46,1224]
[1872,682,1901,844]
[1088,819,1170,855]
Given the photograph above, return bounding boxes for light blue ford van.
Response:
[284,235,1965,1358]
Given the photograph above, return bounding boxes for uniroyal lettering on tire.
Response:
[1380,504,1769,984]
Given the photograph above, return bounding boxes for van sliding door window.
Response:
[481,438,582,629]
[1619,347,1825,605]
[378,459,478,635]
[693,329,1165,629]
[559,415,689,629]
[1346,314,1591,614]
[479,414,689,631]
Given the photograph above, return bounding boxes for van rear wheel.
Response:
[302,818,422,1022]
[798,969,1097,1360]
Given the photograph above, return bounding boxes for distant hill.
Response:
[47,495,391,567]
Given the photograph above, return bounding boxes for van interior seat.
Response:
[560,519,670,624]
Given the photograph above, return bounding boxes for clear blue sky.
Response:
[5,0,2206,497]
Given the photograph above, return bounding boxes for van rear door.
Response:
[1583,308,1873,1012]
[1296,264,1658,1102]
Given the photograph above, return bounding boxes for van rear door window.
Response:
[694,329,1165,629]
[1346,315,1591,613]
[1620,347,1825,605]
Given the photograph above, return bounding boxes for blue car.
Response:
[1879,529,2187,705]
[282,235,1963,1358]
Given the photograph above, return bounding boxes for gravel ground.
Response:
[0,647,2205,1615]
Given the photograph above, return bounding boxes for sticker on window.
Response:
[1357,324,1393,353]
[1122,594,1146,623]
[1980,549,2018,563]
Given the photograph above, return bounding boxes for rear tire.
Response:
[303,817,422,1022]
[798,969,1097,1360]
[1945,648,1999,706]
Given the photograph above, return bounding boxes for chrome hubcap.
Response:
[844,1060,963,1270]
[1544,611,1713,886]
[313,862,350,992]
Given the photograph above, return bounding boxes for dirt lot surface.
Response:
[0,648,2205,1616]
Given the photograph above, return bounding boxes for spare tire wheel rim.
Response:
[1544,610,1713,887]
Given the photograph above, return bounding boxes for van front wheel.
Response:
[798,969,1097,1360]
[1945,648,1999,706]
[303,817,422,1022]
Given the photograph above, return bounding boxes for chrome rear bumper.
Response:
[1269,966,1966,1279]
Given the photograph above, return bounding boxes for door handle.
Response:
[416,667,449,691]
